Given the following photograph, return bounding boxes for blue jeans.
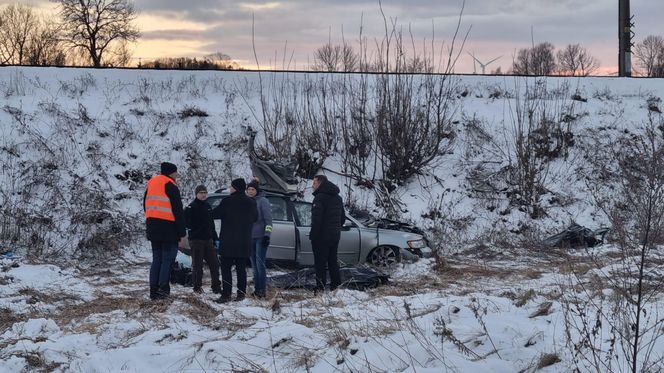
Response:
[250,238,268,294]
[150,241,178,290]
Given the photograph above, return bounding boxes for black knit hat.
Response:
[246,178,260,191]
[231,178,246,191]
[194,185,207,194]
[160,162,177,175]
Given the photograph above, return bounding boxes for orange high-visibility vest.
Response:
[144,175,176,221]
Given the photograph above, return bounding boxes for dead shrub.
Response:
[178,105,208,119]
[514,289,536,307]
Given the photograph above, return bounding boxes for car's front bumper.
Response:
[402,246,433,259]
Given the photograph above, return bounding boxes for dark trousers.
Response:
[220,257,248,297]
[250,238,268,295]
[149,240,178,293]
[190,239,221,291]
[312,240,341,291]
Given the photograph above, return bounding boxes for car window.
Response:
[267,196,289,221]
[293,201,312,226]
[206,196,223,209]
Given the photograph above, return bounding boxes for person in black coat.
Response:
[214,178,258,302]
[310,175,346,292]
[184,185,221,294]
[143,162,186,300]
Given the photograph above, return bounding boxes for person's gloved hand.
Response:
[262,236,270,247]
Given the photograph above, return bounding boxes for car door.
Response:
[292,201,361,266]
[208,194,297,261]
[264,196,297,261]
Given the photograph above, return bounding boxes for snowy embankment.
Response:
[1,67,664,372]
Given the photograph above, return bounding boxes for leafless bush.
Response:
[291,76,343,178]
[505,79,576,218]
[178,105,208,119]
[58,73,96,98]
[374,72,457,185]
[68,182,139,260]
[561,112,664,373]
[3,69,28,96]
[249,3,467,194]
[420,188,473,270]
[369,4,463,186]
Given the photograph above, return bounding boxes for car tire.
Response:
[368,246,400,268]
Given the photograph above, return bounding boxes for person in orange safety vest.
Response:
[143,162,186,300]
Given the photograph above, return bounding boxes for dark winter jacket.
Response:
[310,180,346,245]
[143,178,186,242]
[214,191,258,258]
[184,198,218,241]
[251,191,273,239]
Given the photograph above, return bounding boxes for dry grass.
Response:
[536,352,561,369]
[176,294,221,327]
[52,292,158,333]
[369,275,446,297]
[441,264,515,282]
[0,307,20,336]
[18,287,81,305]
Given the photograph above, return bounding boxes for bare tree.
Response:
[0,4,66,66]
[55,0,140,67]
[312,42,358,72]
[27,18,67,66]
[0,4,38,65]
[512,42,556,75]
[634,35,664,77]
[204,51,241,70]
[556,43,600,76]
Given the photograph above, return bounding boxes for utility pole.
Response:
[619,0,633,76]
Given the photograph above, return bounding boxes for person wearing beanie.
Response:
[246,178,272,299]
[231,178,246,192]
[184,185,221,294]
[160,162,177,176]
[213,178,257,303]
[143,162,186,300]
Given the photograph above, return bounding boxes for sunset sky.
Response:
[9,0,664,74]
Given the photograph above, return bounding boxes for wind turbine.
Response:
[468,52,502,74]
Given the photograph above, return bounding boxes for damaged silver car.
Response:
[207,190,431,268]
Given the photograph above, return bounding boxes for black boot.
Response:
[154,285,169,300]
[150,286,159,300]
[215,295,231,304]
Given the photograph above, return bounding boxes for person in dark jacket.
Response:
[246,178,273,299]
[310,175,346,292]
[214,178,258,303]
[184,185,221,294]
[143,162,186,300]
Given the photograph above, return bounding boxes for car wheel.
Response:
[368,246,400,268]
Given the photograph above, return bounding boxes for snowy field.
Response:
[1,67,664,372]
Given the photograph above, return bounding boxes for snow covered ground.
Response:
[1,67,664,372]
